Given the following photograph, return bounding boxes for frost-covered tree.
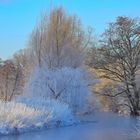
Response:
[94,16,140,116]
[24,66,94,114]
[21,7,96,114]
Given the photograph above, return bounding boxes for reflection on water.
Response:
[127,117,140,140]
[0,112,140,140]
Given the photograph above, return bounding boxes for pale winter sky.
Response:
[0,0,140,59]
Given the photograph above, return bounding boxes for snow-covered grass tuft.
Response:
[17,97,74,125]
[0,101,50,135]
[0,98,74,135]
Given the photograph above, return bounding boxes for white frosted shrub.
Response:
[17,97,74,124]
[0,101,51,135]
[24,66,92,113]
[0,97,74,135]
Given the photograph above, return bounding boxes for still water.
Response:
[0,112,140,140]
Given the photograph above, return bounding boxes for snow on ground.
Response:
[0,98,75,135]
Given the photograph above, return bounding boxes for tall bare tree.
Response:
[94,16,140,116]
[29,7,92,68]
[0,60,23,101]
[13,49,31,83]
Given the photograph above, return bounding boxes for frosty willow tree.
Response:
[23,7,95,114]
[24,67,93,113]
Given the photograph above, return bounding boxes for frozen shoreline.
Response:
[0,98,75,136]
[1,112,138,140]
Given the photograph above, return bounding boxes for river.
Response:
[0,112,139,140]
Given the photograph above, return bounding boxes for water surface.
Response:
[1,112,139,140]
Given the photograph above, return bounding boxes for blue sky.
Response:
[0,0,140,60]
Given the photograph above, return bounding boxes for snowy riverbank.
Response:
[1,112,140,140]
[0,98,75,135]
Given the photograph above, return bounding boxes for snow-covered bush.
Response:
[0,97,74,135]
[17,97,74,124]
[0,101,51,135]
[24,66,93,114]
